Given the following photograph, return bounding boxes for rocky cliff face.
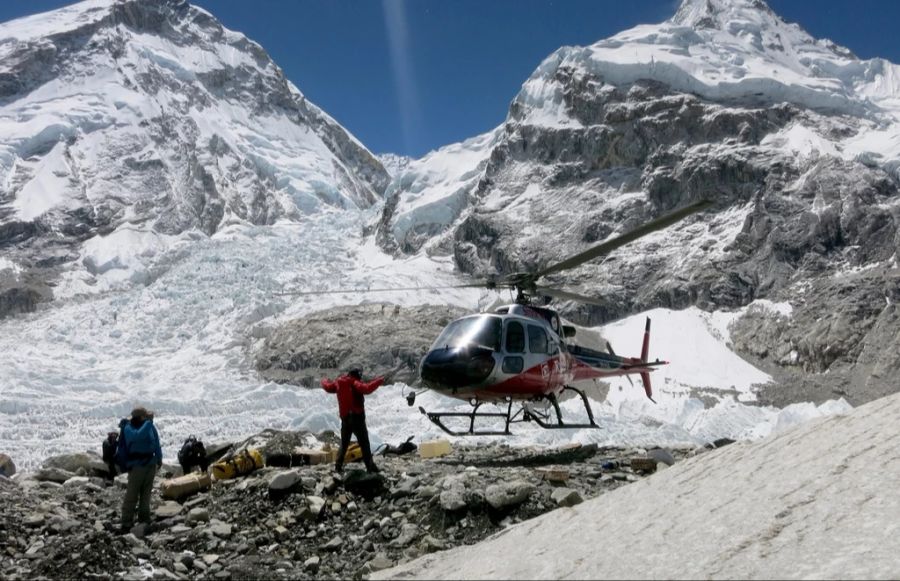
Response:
[254,303,469,387]
[0,0,389,317]
[375,0,900,406]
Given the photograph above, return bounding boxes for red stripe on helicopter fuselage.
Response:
[447,356,572,400]
[429,352,660,403]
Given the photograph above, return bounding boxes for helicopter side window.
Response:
[527,325,548,354]
[505,321,525,353]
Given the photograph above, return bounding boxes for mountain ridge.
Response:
[0,0,389,315]
[374,0,900,408]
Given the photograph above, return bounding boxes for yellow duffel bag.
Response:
[344,442,364,463]
[211,448,264,481]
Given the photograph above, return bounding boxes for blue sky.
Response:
[3,1,900,158]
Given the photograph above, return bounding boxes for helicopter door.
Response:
[501,320,526,376]
[526,323,553,390]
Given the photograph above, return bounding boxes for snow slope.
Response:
[377,390,900,580]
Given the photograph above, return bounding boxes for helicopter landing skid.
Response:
[419,387,600,436]
[419,400,523,436]
[523,387,600,430]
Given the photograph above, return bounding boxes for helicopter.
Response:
[283,199,712,436]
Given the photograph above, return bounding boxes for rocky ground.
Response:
[0,430,710,580]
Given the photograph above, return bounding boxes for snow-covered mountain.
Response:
[377,153,414,180]
[376,0,900,408]
[0,0,388,313]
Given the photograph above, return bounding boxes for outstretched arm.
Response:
[321,378,337,393]
[353,376,384,395]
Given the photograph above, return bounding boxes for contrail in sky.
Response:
[383,0,422,155]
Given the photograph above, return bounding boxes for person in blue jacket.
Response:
[115,406,163,532]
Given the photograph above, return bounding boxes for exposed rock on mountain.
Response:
[0,0,388,317]
[375,0,900,406]
[254,303,468,387]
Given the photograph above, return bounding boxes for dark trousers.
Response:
[122,463,156,529]
[337,413,376,470]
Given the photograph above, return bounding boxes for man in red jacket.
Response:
[321,368,385,474]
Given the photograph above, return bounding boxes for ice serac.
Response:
[376,0,900,406]
[0,0,388,315]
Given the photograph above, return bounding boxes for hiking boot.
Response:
[334,463,344,474]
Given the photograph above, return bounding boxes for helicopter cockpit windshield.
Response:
[430,315,502,351]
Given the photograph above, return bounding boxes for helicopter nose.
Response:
[420,346,495,389]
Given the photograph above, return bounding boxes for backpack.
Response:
[102,434,118,463]
[177,436,207,470]
[344,442,364,463]
[115,418,157,471]
[114,424,128,472]
[382,436,417,456]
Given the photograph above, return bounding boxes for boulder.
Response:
[439,487,467,512]
[0,453,15,478]
[550,488,583,507]
[267,469,303,498]
[155,501,183,519]
[304,556,320,572]
[630,457,659,472]
[34,467,76,483]
[392,524,420,547]
[42,452,107,476]
[208,520,232,539]
[306,495,326,519]
[321,536,342,552]
[360,554,394,575]
[186,508,209,524]
[343,470,387,500]
[419,535,447,554]
[648,448,676,466]
[484,480,536,510]
[62,476,91,489]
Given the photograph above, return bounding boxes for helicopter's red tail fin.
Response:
[640,317,651,363]
[640,371,655,403]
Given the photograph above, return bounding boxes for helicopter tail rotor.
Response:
[639,318,655,402]
[641,372,655,403]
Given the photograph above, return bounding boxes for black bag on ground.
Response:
[381,436,417,456]
[177,435,209,474]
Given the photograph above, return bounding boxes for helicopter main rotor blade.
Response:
[275,282,488,296]
[534,199,713,280]
[533,285,607,306]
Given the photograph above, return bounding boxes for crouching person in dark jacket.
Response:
[116,407,163,532]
